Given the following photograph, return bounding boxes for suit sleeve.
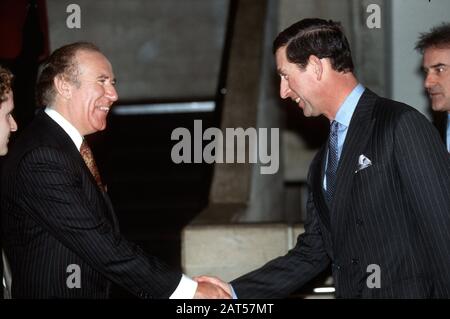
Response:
[231,175,331,298]
[394,110,450,277]
[16,146,182,298]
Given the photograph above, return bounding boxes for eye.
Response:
[437,66,446,73]
[280,74,288,80]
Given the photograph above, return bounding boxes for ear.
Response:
[308,55,323,81]
[53,74,73,100]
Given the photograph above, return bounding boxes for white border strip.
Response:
[112,101,215,115]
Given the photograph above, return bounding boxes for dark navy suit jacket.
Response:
[232,90,450,298]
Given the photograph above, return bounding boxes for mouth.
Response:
[97,106,111,113]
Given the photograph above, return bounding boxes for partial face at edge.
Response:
[0,92,18,155]
[423,46,450,113]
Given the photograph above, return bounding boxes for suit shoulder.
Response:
[373,97,431,126]
[375,97,421,116]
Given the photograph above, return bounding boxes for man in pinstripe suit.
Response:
[0,42,230,299]
[416,23,450,152]
[198,18,450,298]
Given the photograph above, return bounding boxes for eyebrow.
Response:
[97,74,116,82]
[424,63,449,70]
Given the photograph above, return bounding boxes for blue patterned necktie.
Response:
[326,120,339,202]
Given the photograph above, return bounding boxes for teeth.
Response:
[295,97,300,103]
[99,106,110,112]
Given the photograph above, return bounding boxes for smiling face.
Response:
[423,46,450,113]
[0,91,18,155]
[275,46,322,117]
[66,50,118,135]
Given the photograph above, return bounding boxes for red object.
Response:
[0,0,49,61]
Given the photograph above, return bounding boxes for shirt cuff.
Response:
[169,274,198,299]
[230,285,238,299]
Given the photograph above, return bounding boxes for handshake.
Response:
[193,276,233,299]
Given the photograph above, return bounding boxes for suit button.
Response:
[332,263,341,270]
[351,258,359,265]
[356,218,363,226]
[138,291,151,299]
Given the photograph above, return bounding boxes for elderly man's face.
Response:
[423,46,450,113]
[68,50,118,135]
[0,91,18,155]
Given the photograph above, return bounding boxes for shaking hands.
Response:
[193,275,233,299]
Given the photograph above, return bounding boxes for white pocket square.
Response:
[355,154,372,173]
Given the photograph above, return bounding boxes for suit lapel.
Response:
[40,111,118,228]
[330,90,377,224]
[311,145,332,231]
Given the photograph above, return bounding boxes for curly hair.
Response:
[0,65,13,103]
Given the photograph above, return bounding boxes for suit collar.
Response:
[36,110,82,156]
[44,107,83,151]
[38,111,105,192]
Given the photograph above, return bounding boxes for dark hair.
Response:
[0,65,13,103]
[273,18,354,73]
[36,42,101,107]
[415,22,450,53]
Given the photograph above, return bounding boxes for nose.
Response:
[106,84,118,102]
[424,72,436,90]
[279,78,291,99]
[10,115,17,132]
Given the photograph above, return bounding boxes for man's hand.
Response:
[194,276,232,298]
[194,280,231,299]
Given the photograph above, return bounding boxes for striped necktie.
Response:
[326,120,339,202]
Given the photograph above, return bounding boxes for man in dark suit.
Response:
[416,23,450,152]
[198,18,450,298]
[1,42,229,299]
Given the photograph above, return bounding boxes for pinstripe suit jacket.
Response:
[232,89,450,298]
[1,111,182,298]
[434,111,448,148]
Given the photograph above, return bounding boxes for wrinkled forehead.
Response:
[423,46,450,62]
[75,50,115,77]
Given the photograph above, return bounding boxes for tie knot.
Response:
[331,120,339,132]
[80,139,91,153]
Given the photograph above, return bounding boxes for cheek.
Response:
[288,79,301,94]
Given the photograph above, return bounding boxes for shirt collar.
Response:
[334,83,365,128]
[45,107,84,151]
